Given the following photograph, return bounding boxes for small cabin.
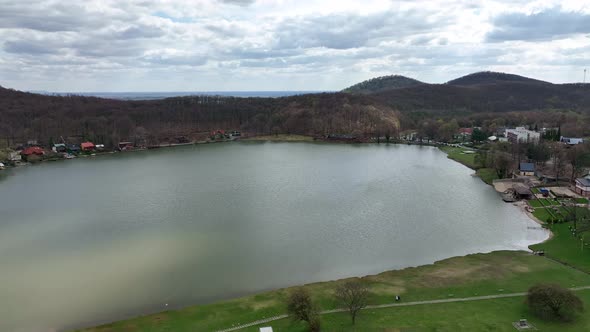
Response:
[53,143,67,153]
[80,142,95,151]
[519,163,535,176]
[575,178,590,197]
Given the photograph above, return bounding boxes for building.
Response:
[68,144,81,153]
[21,146,45,156]
[52,143,67,153]
[575,177,590,197]
[118,142,134,150]
[560,137,584,145]
[505,127,540,144]
[80,142,95,151]
[9,151,21,162]
[519,163,535,176]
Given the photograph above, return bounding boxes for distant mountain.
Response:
[342,75,425,94]
[446,71,549,86]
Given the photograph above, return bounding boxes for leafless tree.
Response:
[335,280,369,325]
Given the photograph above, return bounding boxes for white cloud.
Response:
[0,0,589,91]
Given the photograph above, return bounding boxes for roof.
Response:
[458,128,473,134]
[519,163,535,172]
[81,142,95,148]
[54,143,66,147]
[513,183,532,195]
[576,178,590,187]
[21,146,44,155]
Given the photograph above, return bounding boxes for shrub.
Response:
[526,284,583,321]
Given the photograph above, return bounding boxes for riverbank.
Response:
[77,251,590,332]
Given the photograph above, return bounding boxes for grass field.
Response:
[247,289,590,331]
[531,222,590,273]
[78,251,590,332]
[439,146,481,169]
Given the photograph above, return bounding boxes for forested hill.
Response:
[0,88,399,147]
[342,75,425,94]
[446,71,549,86]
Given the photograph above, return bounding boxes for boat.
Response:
[0,162,5,170]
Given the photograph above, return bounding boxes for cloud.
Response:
[487,8,590,42]
[3,40,62,55]
[218,0,256,5]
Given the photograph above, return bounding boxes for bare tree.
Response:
[335,280,369,325]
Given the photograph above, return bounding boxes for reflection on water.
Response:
[0,143,547,331]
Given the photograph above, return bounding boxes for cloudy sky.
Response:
[1,0,589,92]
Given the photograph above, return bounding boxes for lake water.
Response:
[0,142,548,331]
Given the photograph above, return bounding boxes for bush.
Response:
[526,284,583,321]
[287,287,321,331]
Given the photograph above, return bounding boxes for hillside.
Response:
[447,71,549,86]
[342,75,425,94]
[0,89,399,147]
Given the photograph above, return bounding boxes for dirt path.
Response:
[215,286,590,332]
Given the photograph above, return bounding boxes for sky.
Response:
[0,0,589,92]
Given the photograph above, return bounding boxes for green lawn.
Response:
[476,168,498,184]
[78,251,590,332]
[247,290,590,332]
[528,199,543,208]
[531,222,590,273]
[576,197,590,204]
[439,146,481,169]
[532,208,555,222]
[531,188,540,194]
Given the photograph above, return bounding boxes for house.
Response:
[519,163,535,176]
[505,127,540,144]
[0,162,5,170]
[560,137,584,145]
[52,143,67,153]
[80,142,95,151]
[457,128,473,137]
[21,146,45,156]
[118,142,134,150]
[575,177,590,197]
[68,144,81,154]
[9,151,21,162]
[513,183,533,199]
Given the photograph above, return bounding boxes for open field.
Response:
[476,168,498,184]
[531,222,590,273]
[78,251,590,332]
[246,289,590,331]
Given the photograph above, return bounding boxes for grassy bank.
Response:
[530,222,590,273]
[242,134,315,142]
[438,146,498,184]
[78,251,590,332]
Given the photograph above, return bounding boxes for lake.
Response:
[0,142,548,331]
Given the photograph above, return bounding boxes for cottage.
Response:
[575,177,590,197]
[68,144,81,153]
[560,137,584,145]
[21,146,45,156]
[52,143,67,153]
[513,183,533,199]
[80,142,95,151]
[519,163,535,176]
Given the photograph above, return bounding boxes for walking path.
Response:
[216,286,590,332]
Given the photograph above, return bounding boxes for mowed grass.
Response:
[77,251,590,332]
[439,146,481,169]
[531,222,590,273]
[246,289,590,332]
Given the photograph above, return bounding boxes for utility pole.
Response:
[585,69,587,84]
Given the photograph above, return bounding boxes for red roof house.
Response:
[458,128,473,135]
[21,146,45,156]
[80,142,95,151]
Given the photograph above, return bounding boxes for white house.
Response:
[575,177,590,197]
[505,127,540,144]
